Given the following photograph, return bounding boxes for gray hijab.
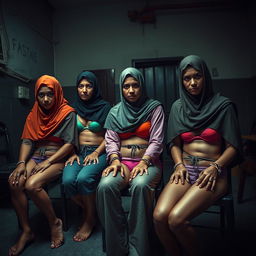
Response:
[104,67,161,133]
[167,55,242,165]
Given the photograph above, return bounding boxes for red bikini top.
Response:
[119,121,151,140]
[180,128,221,144]
[44,136,63,143]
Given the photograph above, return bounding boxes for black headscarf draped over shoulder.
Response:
[104,67,161,133]
[72,71,111,126]
[167,55,242,165]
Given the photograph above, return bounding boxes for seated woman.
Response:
[8,75,78,256]
[153,55,242,256]
[97,67,165,256]
[62,71,111,242]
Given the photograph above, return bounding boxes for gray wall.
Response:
[1,0,54,79]
[0,74,34,161]
[51,1,256,135]
[0,0,54,160]
[0,0,255,161]
[213,78,256,135]
[52,1,255,85]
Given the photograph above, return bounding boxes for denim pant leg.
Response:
[77,153,107,195]
[62,160,82,198]
[128,165,162,256]
[96,173,129,256]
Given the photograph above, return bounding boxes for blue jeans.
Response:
[62,145,107,197]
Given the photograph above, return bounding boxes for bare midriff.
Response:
[183,139,222,166]
[120,136,149,159]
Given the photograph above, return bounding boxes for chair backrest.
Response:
[0,121,11,164]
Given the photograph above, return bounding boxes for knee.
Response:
[62,175,74,188]
[8,180,23,193]
[24,180,42,194]
[97,176,117,194]
[168,211,186,232]
[130,176,149,192]
[77,174,95,188]
[62,166,78,186]
[153,207,168,225]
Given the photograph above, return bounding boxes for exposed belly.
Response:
[34,140,63,157]
[120,136,149,158]
[183,140,222,166]
[79,130,104,145]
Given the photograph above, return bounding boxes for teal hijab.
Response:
[73,71,111,126]
[167,55,242,165]
[104,67,161,133]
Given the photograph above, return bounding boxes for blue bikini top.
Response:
[77,115,102,133]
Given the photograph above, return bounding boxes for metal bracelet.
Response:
[141,158,151,166]
[173,162,184,171]
[209,162,222,175]
[16,160,25,166]
[109,156,120,165]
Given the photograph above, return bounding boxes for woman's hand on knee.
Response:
[129,162,148,181]
[196,166,218,191]
[83,152,99,165]
[170,165,189,185]
[65,154,80,166]
[102,163,125,178]
[9,165,27,185]
[31,159,51,175]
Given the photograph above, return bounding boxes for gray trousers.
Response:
[96,165,162,256]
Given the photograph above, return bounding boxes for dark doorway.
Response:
[132,57,183,181]
[63,68,116,107]
[92,69,116,106]
[132,57,182,117]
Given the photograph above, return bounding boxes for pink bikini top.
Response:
[180,128,221,144]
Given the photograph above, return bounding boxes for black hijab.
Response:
[167,55,242,164]
[104,67,161,133]
[73,71,111,126]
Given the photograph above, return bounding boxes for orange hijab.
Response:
[22,75,75,141]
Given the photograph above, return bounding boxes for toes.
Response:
[51,239,64,249]
[73,235,81,242]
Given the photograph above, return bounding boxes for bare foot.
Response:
[50,218,64,248]
[73,221,94,242]
[9,231,34,256]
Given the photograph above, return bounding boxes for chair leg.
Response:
[60,184,68,231]
[225,199,235,233]
[237,167,246,203]
[220,205,225,234]
[102,227,106,252]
